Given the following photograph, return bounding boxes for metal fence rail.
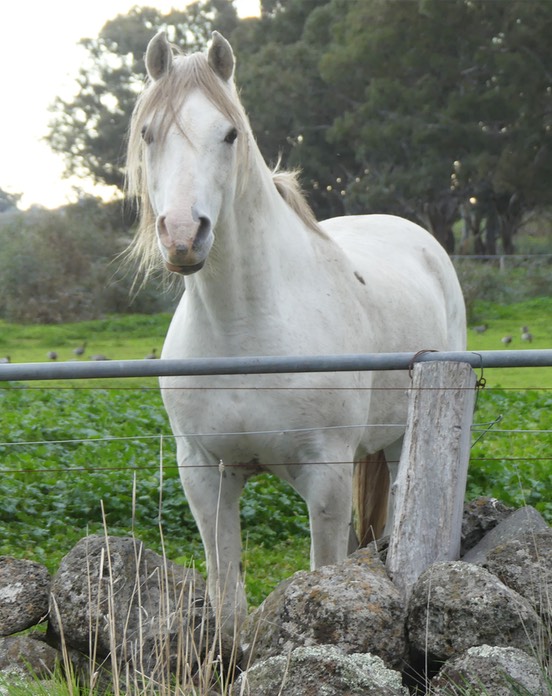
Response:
[1,349,551,382]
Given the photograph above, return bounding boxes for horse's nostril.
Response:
[193,216,212,250]
[199,216,211,234]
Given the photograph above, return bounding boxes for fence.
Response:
[1,349,551,597]
[1,349,552,381]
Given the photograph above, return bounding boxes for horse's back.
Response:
[320,214,466,352]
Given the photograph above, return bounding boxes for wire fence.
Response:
[0,353,550,575]
[1,350,551,477]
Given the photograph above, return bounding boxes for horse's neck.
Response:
[186,164,318,316]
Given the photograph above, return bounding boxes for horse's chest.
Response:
[161,373,367,467]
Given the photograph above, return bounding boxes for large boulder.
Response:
[0,635,60,679]
[462,505,548,564]
[406,561,545,669]
[430,644,549,695]
[0,557,50,635]
[484,528,552,627]
[240,548,406,671]
[48,535,211,680]
[461,497,514,556]
[233,645,408,696]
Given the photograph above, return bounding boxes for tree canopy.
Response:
[0,188,21,213]
[46,0,552,253]
[46,1,239,190]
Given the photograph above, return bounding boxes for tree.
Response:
[0,198,170,323]
[317,0,552,252]
[0,188,21,213]
[233,0,350,219]
[46,1,238,191]
[314,0,483,250]
[453,0,552,253]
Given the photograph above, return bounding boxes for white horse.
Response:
[126,31,466,632]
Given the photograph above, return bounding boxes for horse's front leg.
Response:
[291,458,354,569]
[178,455,247,634]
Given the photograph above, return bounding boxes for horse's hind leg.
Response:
[179,459,247,634]
[352,450,389,546]
[351,436,404,545]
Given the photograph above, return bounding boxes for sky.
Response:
[0,0,260,210]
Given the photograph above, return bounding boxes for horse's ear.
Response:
[145,31,172,81]
[208,31,235,82]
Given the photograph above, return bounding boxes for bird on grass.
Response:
[521,327,533,343]
[91,354,110,361]
[501,336,512,346]
[0,356,10,364]
[473,324,488,334]
[47,351,58,360]
[145,348,158,359]
[73,341,87,358]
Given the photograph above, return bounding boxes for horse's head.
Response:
[127,32,249,276]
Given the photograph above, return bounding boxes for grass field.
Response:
[466,297,552,388]
[0,297,550,388]
[0,298,550,607]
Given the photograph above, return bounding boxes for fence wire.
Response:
[0,356,550,479]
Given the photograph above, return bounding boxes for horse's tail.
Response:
[350,450,390,551]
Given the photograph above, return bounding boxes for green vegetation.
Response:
[0,300,550,609]
[0,200,176,324]
[0,313,171,378]
[470,388,551,521]
[466,297,552,389]
[0,379,310,606]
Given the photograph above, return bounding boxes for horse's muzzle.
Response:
[157,213,212,273]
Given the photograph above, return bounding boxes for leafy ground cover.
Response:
[0,384,310,606]
[0,299,550,606]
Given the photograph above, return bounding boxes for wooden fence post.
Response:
[385,360,477,598]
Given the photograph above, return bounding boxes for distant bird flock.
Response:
[1,343,159,365]
[471,324,535,346]
[1,324,540,367]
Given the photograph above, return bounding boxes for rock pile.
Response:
[0,499,549,695]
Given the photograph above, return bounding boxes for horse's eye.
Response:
[224,127,238,145]
[141,125,154,145]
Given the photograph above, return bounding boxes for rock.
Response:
[0,511,548,694]
[462,505,548,564]
[461,497,513,556]
[484,528,552,627]
[48,535,211,680]
[233,645,408,696]
[0,634,61,678]
[406,561,545,668]
[0,557,50,635]
[430,644,549,695]
[240,547,406,671]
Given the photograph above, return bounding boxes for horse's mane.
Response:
[272,169,321,234]
[126,45,322,280]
